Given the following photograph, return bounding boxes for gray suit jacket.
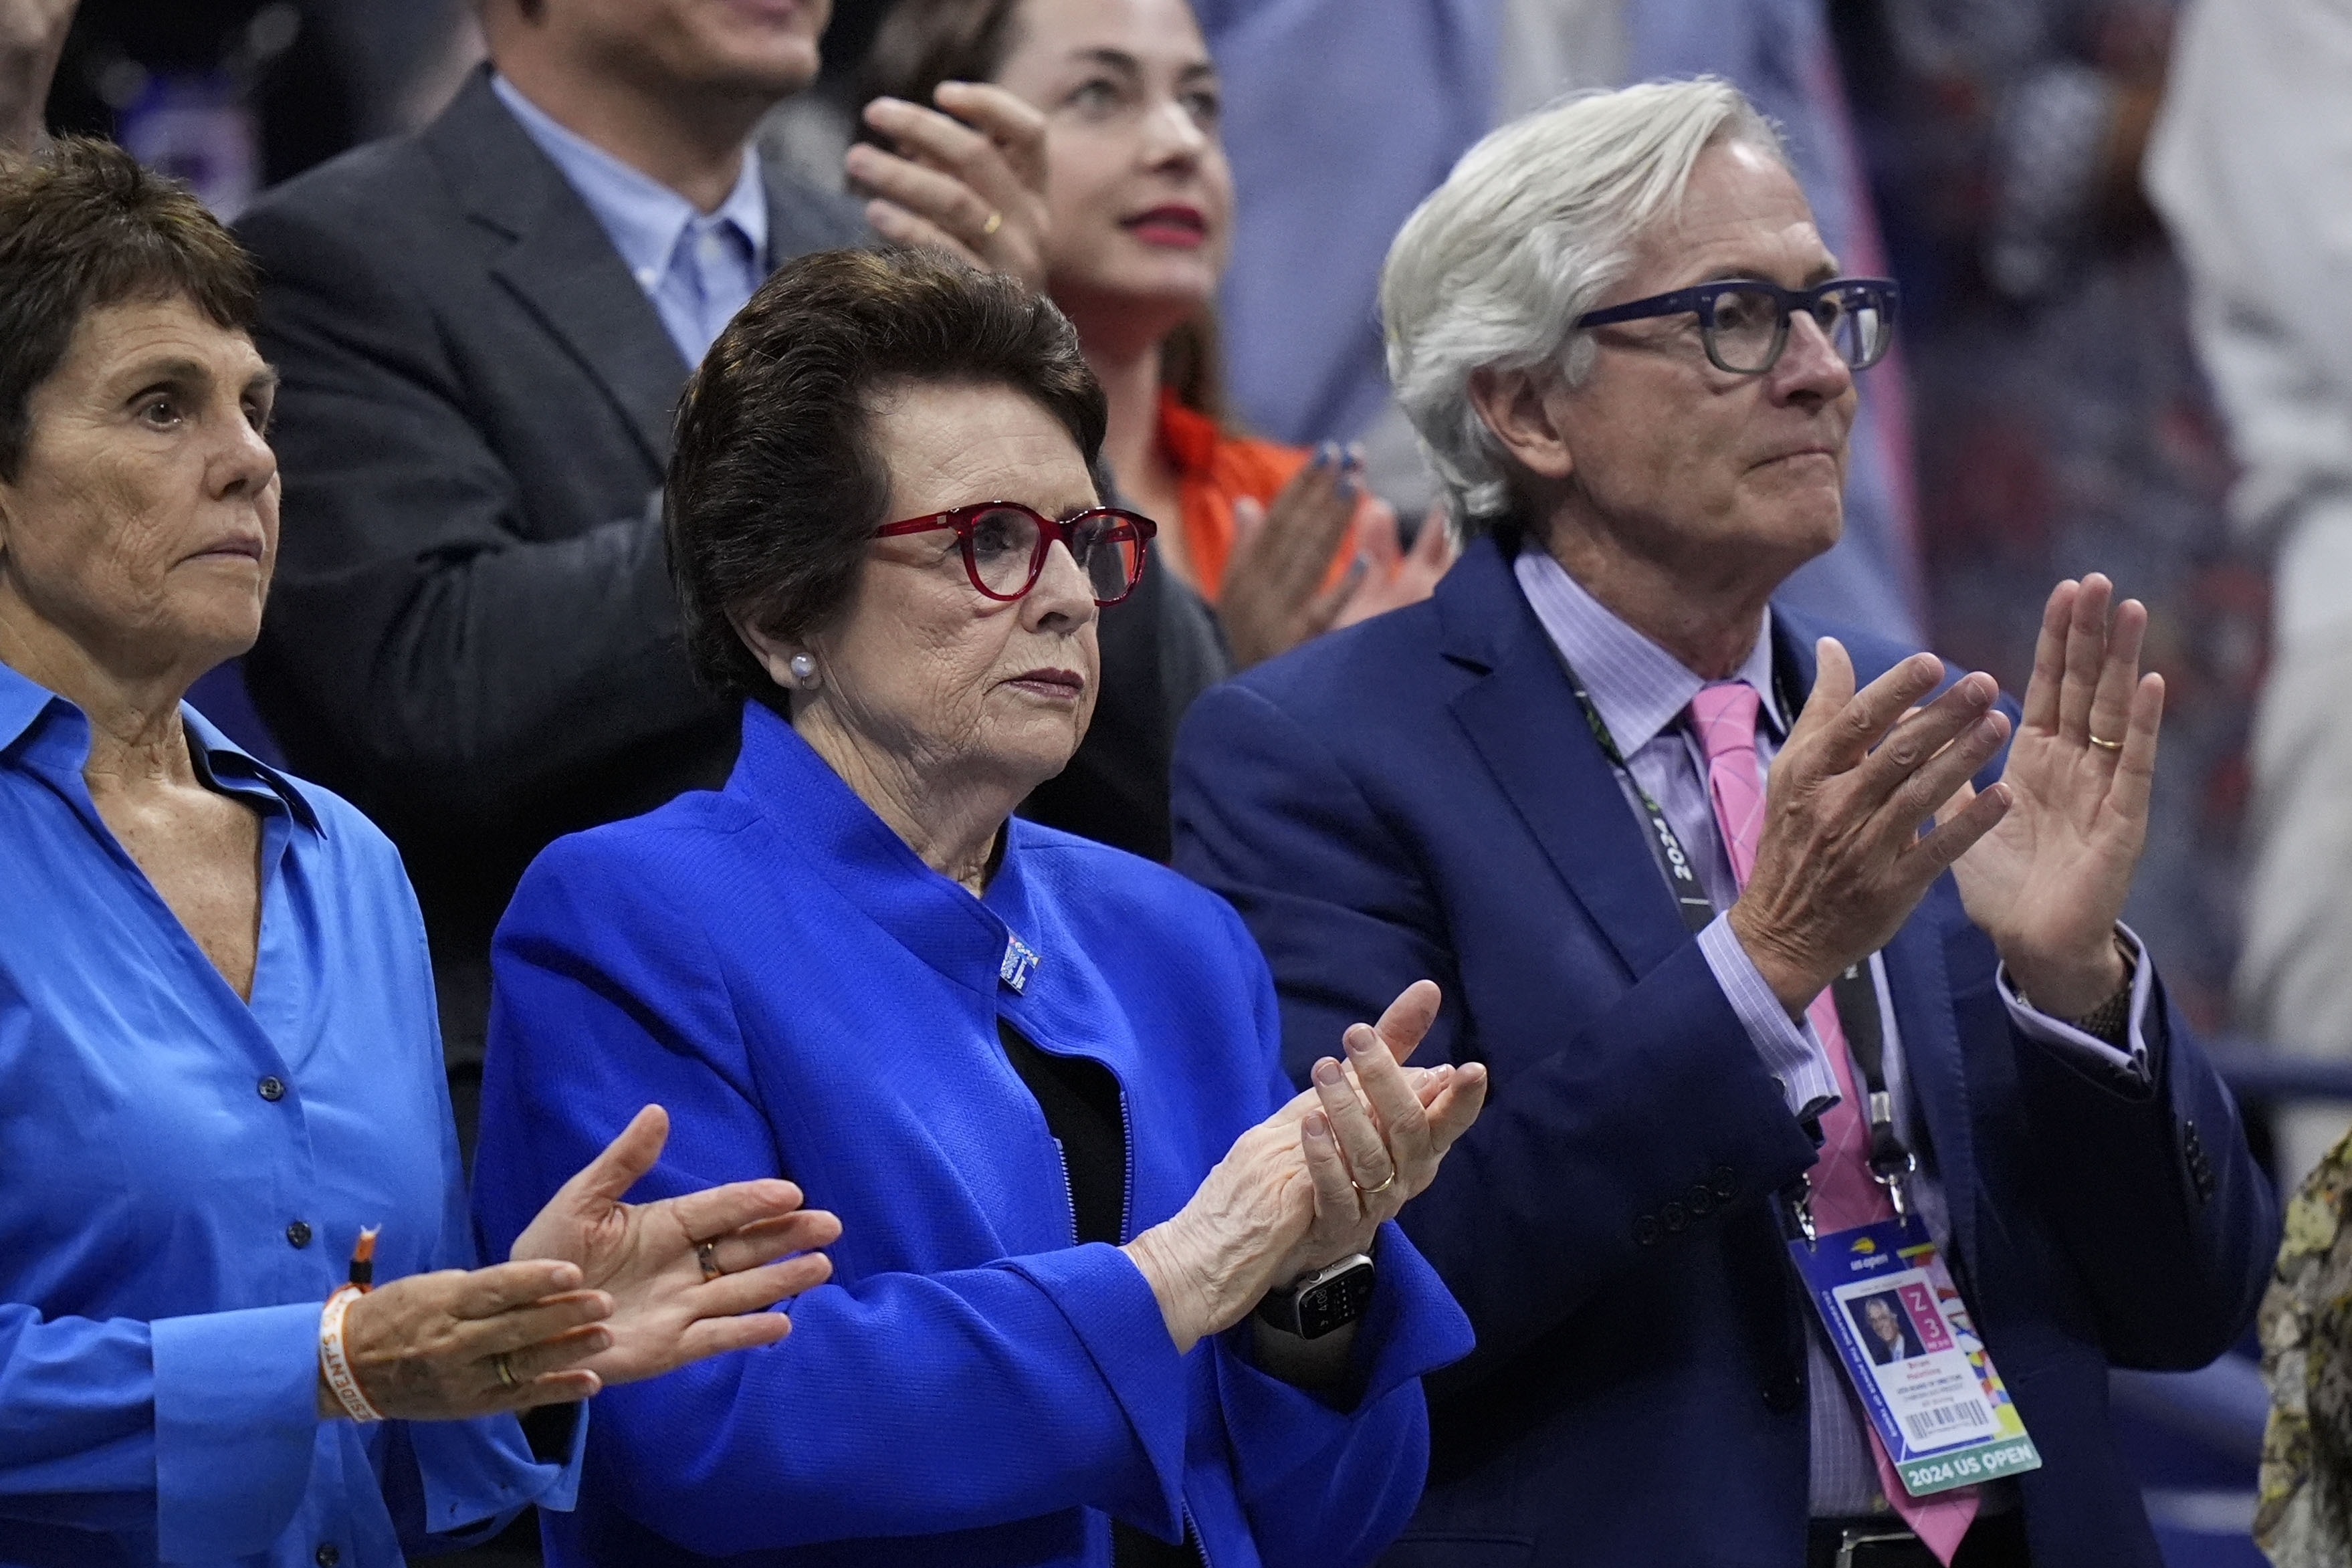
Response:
[237,68,869,1066]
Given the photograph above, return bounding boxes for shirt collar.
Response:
[491,73,768,284]
[1511,546,1785,754]
[0,659,322,833]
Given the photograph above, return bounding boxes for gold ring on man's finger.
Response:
[697,1241,724,1282]
[2087,734,2124,752]
[1351,1168,1399,1197]
[493,1351,518,1389]
[980,209,1004,237]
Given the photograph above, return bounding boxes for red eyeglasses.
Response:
[873,501,1157,606]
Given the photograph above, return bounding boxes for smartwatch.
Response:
[1255,1252,1376,1339]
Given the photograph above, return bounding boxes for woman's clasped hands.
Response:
[319,1105,841,1421]
[1122,981,1487,1357]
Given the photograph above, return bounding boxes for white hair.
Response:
[1380,78,1788,533]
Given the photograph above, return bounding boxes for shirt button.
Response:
[1661,1201,1689,1234]
[316,1545,340,1567]
[257,1075,286,1101]
[286,1220,313,1249]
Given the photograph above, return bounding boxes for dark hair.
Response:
[859,0,1028,120]
[0,138,258,481]
[667,247,1109,709]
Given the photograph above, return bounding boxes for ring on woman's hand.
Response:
[1351,1168,1399,1197]
[2087,734,2125,752]
[493,1351,518,1390]
[697,1240,724,1282]
[980,209,1004,237]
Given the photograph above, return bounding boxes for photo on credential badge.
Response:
[1788,1220,2044,1499]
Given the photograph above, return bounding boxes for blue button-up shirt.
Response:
[0,662,578,1566]
[1512,548,2157,1514]
[492,73,768,367]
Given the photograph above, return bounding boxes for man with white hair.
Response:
[1172,80,2273,1567]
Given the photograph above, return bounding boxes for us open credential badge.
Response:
[1787,1219,2042,1497]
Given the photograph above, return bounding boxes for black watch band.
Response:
[1255,1252,1376,1339]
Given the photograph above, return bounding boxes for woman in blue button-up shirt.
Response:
[472,248,1490,1566]
[0,140,841,1567]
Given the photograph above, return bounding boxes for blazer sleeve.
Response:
[235,197,714,821]
[1200,917,1473,1568]
[1172,681,1822,1390]
[469,845,1197,1557]
[2010,974,2278,1367]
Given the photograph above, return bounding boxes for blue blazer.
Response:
[470,703,1475,1567]
[1168,538,2278,1568]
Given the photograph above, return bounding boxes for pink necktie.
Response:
[1687,683,1980,1561]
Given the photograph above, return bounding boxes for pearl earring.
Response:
[787,652,819,689]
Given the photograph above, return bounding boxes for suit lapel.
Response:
[425,70,688,470]
[1441,543,1692,981]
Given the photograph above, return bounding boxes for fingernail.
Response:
[1314,441,1338,468]
[1313,1057,1344,1085]
[1305,1112,1331,1139]
[1344,442,1366,469]
[1345,1026,1375,1056]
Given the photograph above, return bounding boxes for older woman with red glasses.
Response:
[469,247,1487,1567]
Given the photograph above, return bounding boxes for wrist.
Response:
[1727,904,1830,1018]
[1121,1224,1216,1355]
[2006,931,2131,1020]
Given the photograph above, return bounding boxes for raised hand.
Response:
[510,1105,842,1387]
[850,83,1049,290]
[1937,575,2163,1016]
[1218,445,1364,669]
[1332,499,1457,631]
[0,0,78,152]
[1121,981,1486,1353]
[1729,640,2015,1015]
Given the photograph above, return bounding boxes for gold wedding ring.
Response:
[1352,1169,1399,1197]
[980,209,1004,237]
[493,1351,518,1389]
[697,1240,724,1282]
[2087,734,2125,752]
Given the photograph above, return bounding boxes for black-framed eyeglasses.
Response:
[1573,276,1900,375]
[873,501,1157,606]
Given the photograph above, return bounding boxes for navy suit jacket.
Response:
[1170,537,2278,1568]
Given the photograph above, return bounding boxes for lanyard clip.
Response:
[1778,1178,1818,1246]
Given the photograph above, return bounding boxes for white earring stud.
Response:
[787,652,819,689]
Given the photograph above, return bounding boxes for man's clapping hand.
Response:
[1727,640,2015,1016]
[1935,574,2163,1016]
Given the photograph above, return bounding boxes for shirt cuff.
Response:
[150,1300,324,1561]
[1998,924,2153,1081]
[1698,913,1841,1118]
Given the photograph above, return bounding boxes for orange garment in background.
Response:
[1156,389,1358,604]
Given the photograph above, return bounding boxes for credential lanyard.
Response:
[1555,655,1917,1238]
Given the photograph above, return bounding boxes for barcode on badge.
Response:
[1903,1399,1990,1444]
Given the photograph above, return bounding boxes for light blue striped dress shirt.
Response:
[1511,548,2155,1515]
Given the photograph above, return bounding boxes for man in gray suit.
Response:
[237,0,1049,1125]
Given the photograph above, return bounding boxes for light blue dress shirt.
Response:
[0,662,580,1566]
[492,74,767,367]
[1511,548,2158,1513]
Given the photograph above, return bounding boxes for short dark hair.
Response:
[0,137,258,481]
[666,247,1108,710]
